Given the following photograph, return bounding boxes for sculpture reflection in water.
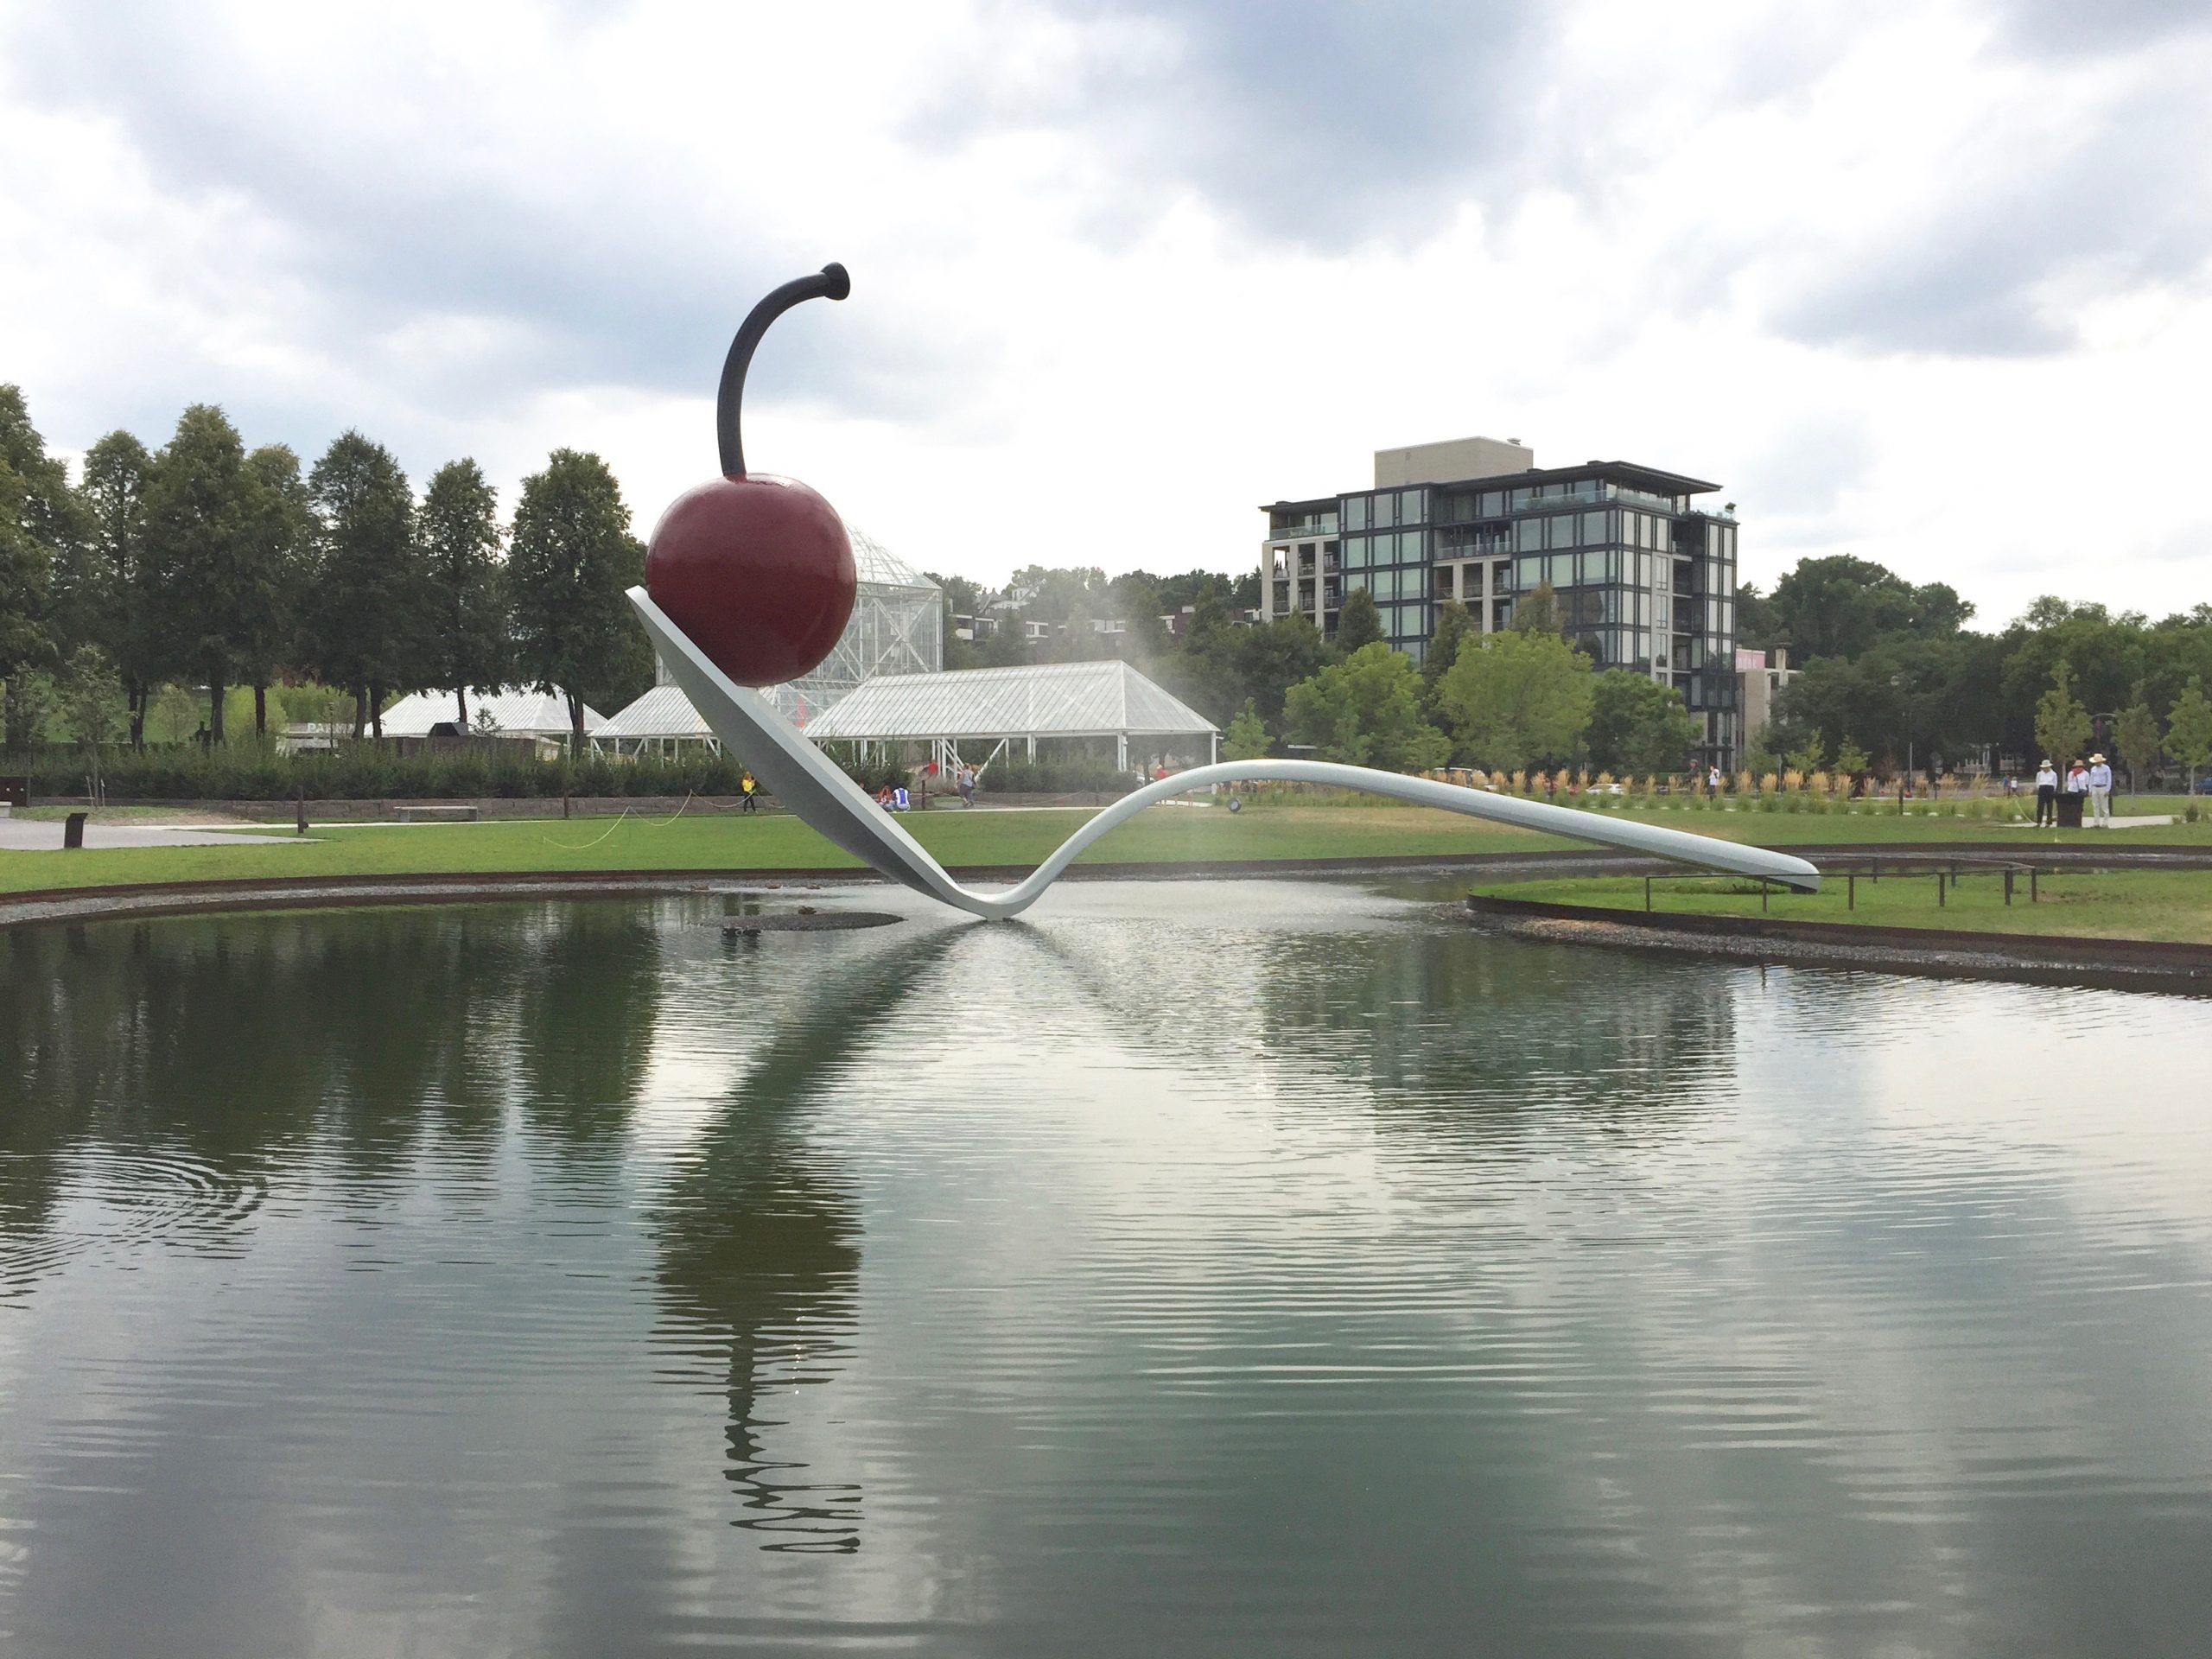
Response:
[652,933,944,1554]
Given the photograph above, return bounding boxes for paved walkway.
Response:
[0,821,307,851]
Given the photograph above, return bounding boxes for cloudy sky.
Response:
[3,0,2208,623]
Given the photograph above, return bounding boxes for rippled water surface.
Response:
[3,882,2210,1656]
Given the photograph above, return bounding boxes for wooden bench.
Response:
[396,804,480,823]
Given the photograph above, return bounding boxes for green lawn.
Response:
[1475,868,2212,944]
[5,796,2210,897]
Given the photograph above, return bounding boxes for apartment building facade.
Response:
[1261,436,1743,768]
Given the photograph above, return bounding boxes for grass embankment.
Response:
[1475,870,2212,944]
[5,798,2211,898]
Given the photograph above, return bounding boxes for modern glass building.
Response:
[1261,438,1742,768]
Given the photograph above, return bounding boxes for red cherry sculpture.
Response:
[645,263,855,687]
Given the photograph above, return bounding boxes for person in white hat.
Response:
[2087,753,2113,827]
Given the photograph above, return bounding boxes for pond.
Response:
[3,881,2209,1656]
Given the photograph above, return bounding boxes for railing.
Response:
[1639,855,2054,914]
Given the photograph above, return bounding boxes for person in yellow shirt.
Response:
[740,771,759,813]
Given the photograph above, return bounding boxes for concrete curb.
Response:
[1462,893,2212,992]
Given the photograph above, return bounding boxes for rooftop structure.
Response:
[595,683,720,755]
[377,687,607,740]
[803,658,1217,772]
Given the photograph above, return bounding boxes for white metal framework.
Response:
[765,526,944,728]
[802,658,1217,771]
[594,684,720,756]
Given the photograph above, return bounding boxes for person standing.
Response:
[740,771,760,813]
[957,765,976,807]
[2034,759,2057,827]
[2087,753,2113,827]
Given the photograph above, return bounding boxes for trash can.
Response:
[63,810,88,849]
[2056,792,2085,829]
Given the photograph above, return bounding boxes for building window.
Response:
[1398,489,1425,525]
[1345,496,1369,531]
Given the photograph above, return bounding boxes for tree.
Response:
[239,444,312,738]
[139,404,257,742]
[1999,604,2144,738]
[925,569,989,671]
[1282,641,1449,772]
[1764,554,1972,660]
[1586,670,1700,774]
[73,432,157,744]
[1783,736,1828,775]
[2033,659,2091,767]
[1423,599,1473,703]
[1333,587,1384,654]
[1736,581,1779,651]
[1510,579,1561,636]
[1436,629,1595,771]
[1834,739,1871,779]
[0,385,80,748]
[1221,699,1271,761]
[2113,695,2161,796]
[56,644,123,793]
[0,449,52,747]
[2166,677,2212,794]
[508,448,646,752]
[419,458,509,728]
[305,433,422,739]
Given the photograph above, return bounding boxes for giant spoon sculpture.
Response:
[630,264,1821,920]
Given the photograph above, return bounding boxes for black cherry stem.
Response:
[717,262,849,477]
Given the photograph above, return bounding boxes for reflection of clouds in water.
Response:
[4,886,2212,1652]
[818,896,2212,1648]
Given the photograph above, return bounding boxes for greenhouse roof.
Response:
[379,686,607,737]
[850,526,939,595]
[804,659,1217,742]
[598,684,715,740]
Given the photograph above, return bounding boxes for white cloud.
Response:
[2,0,2208,621]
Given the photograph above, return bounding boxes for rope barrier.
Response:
[537,790,696,849]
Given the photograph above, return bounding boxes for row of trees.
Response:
[1744,554,2212,784]
[1249,591,1698,775]
[1,386,652,753]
